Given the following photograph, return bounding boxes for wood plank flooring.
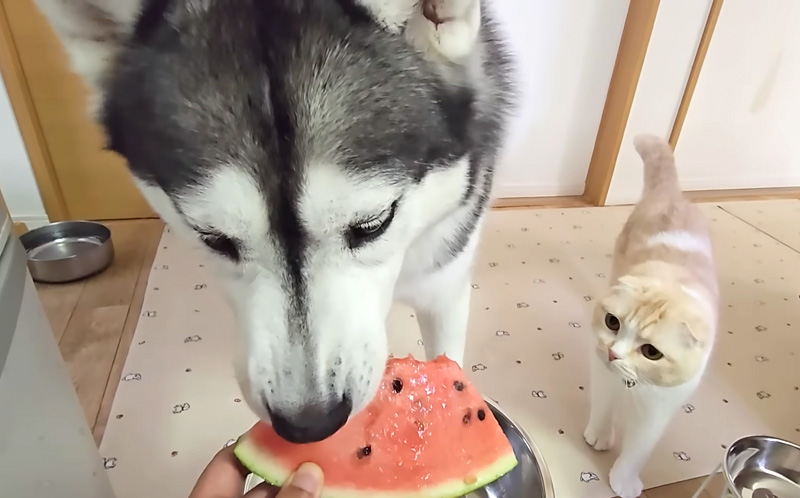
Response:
[34,218,718,498]
[35,219,163,444]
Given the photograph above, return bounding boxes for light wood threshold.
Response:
[0,1,69,221]
[583,0,660,206]
[491,195,591,210]
[669,0,725,148]
[12,222,28,236]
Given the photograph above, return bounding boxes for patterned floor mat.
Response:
[98,202,800,498]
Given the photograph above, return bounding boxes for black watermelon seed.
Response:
[392,379,403,393]
[463,411,472,424]
[357,445,372,459]
[454,381,465,392]
[477,409,486,421]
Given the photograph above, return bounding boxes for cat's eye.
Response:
[640,344,664,361]
[346,201,398,249]
[197,229,241,261]
[604,313,620,332]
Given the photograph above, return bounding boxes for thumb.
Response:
[273,463,324,498]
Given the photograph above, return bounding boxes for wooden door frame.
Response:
[0,1,68,221]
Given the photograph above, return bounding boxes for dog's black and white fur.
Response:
[35,0,513,443]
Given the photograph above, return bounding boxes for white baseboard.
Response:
[491,183,585,199]
[679,176,800,191]
[606,177,800,205]
[11,215,50,230]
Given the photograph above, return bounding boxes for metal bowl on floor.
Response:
[243,399,555,498]
[467,400,555,498]
[19,221,114,283]
[723,435,800,497]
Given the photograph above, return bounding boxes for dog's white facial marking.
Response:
[134,154,476,441]
[135,168,269,266]
[239,165,407,421]
[179,167,268,244]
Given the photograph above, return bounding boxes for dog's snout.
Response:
[269,395,353,444]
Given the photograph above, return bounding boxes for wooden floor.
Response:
[35,219,163,444]
[36,218,728,498]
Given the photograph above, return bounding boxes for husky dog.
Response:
[584,134,719,498]
[34,0,513,443]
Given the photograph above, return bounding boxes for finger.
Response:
[188,445,249,498]
[243,482,276,498]
[273,463,324,498]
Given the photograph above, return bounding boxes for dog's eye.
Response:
[346,201,398,249]
[604,313,620,332]
[198,230,240,261]
[640,344,664,361]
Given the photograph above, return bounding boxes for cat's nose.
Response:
[608,349,620,362]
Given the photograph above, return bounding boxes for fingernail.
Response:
[287,463,322,494]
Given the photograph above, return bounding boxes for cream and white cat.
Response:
[583,134,719,498]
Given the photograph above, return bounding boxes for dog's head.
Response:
[36,0,511,442]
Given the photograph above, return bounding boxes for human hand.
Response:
[189,445,324,498]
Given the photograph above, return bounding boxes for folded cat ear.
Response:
[614,275,647,294]
[679,321,703,348]
[358,0,483,62]
[407,0,483,62]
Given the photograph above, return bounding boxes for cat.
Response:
[583,133,719,498]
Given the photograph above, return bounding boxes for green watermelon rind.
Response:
[234,435,519,498]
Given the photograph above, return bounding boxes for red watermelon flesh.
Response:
[234,355,518,498]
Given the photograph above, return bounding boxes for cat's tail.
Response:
[633,133,680,196]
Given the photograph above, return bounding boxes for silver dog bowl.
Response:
[722,435,800,497]
[244,399,555,498]
[19,221,114,283]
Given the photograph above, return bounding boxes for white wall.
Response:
[605,0,711,205]
[0,73,48,225]
[672,0,800,191]
[0,2,632,210]
[607,0,800,205]
[490,0,629,198]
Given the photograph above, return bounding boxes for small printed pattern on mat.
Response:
[719,199,800,250]
[98,203,800,498]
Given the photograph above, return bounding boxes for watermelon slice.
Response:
[234,354,518,498]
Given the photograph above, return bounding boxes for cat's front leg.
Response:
[584,347,621,451]
[609,383,695,498]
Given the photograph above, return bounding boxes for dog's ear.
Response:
[359,0,483,62]
[33,0,146,109]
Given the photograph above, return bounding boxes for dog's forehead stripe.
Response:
[255,21,310,342]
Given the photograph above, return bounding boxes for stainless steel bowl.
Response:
[19,221,114,283]
[723,435,800,498]
[243,399,555,498]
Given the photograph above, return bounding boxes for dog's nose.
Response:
[269,395,353,444]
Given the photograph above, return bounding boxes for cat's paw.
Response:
[583,424,615,451]
[609,463,643,498]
